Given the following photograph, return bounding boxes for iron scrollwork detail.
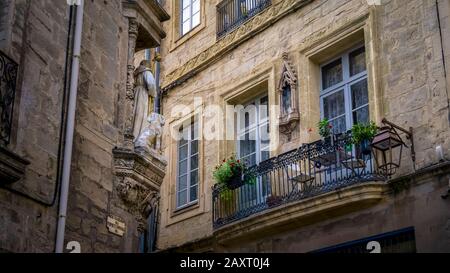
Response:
[0,51,18,147]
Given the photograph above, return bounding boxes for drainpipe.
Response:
[55,0,84,253]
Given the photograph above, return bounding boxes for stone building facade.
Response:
[0,0,169,253]
[157,0,450,252]
[0,0,449,254]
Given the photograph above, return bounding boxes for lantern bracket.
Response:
[381,118,416,164]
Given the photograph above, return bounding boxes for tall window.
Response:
[237,95,270,167]
[176,116,199,209]
[320,46,369,134]
[181,0,200,36]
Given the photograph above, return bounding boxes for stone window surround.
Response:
[165,105,206,226]
[319,44,369,134]
[218,66,279,161]
[169,0,207,52]
[297,13,382,144]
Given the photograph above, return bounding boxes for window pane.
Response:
[192,120,199,140]
[192,0,200,14]
[241,153,257,167]
[260,124,270,148]
[350,47,366,76]
[190,185,198,202]
[191,140,198,155]
[239,104,257,131]
[177,190,187,207]
[353,106,369,125]
[191,154,198,170]
[261,150,270,162]
[178,175,188,191]
[182,0,190,9]
[179,160,188,176]
[190,170,198,186]
[260,96,269,120]
[192,12,200,28]
[351,79,369,110]
[182,7,191,23]
[179,145,188,160]
[330,116,347,134]
[322,59,343,89]
[182,21,190,35]
[239,130,256,158]
[323,90,345,119]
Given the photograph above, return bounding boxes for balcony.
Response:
[217,0,272,38]
[212,133,388,230]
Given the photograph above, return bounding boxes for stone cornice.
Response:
[162,0,313,92]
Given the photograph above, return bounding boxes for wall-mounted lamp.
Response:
[371,118,415,176]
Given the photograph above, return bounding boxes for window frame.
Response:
[175,116,200,210]
[319,45,369,134]
[180,0,201,37]
[236,94,270,167]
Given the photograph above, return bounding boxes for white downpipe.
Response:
[55,0,84,253]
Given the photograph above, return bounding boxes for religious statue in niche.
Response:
[133,60,165,153]
[278,52,300,137]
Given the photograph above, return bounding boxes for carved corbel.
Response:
[278,52,300,138]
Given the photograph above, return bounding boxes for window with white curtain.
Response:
[320,46,369,134]
[181,0,200,36]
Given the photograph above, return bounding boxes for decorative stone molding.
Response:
[0,146,30,183]
[162,0,313,92]
[278,52,300,138]
[113,147,167,226]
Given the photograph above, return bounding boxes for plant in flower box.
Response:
[318,118,333,143]
[213,155,256,191]
[351,121,378,156]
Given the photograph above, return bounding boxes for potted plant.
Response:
[213,155,255,191]
[318,118,333,144]
[351,121,378,156]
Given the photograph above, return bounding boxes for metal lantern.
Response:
[371,119,415,176]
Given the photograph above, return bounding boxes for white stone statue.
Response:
[135,112,165,152]
[133,60,157,143]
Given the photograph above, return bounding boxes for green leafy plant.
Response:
[213,155,256,192]
[351,121,378,144]
[318,118,332,139]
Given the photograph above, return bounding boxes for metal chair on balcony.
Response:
[284,163,315,200]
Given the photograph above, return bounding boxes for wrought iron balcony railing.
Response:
[0,51,18,147]
[212,133,387,229]
[217,0,271,38]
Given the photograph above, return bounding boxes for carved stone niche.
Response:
[278,52,300,138]
[113,147,167,226]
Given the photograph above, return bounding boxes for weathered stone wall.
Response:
[0,0,67,253]
[158,0,450,251]
[0,0,157,253]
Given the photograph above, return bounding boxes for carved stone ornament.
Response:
[278,52,300,137]
[113,147,167,223]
